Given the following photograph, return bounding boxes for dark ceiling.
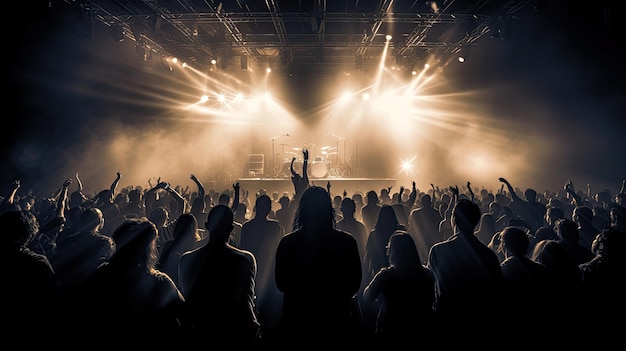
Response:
[58,0,537,73]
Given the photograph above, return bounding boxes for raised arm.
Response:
[166,183,187,214]
[75,172,83,193]
[498,177,521,202]
[2,179,21,206]
[231,182,240,213]
[40,178,71,234]
[144,180,187,214]
[302,149,309,186]
[430,183,436,207]
[449,184,459,208]
[291,149,310,198]
[110,172,122,196]
[403,181,418,208]
[563,180,584,206]
[190,173,205,200]
[467,181,475,203]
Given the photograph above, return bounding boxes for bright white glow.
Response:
[362,92,371,101]
[340,91,353,103]
[458,56,465,63]
[182,62,188,68]
[412,70,417,75]
[399,156,417,176]
[266,67,272,73]
[217,93,226,103]
[200,94,209,103]
[171,57,178,64]
[211,59,217,65]
[385,34,392,40]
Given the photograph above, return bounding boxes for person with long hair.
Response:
[274,185,364,346]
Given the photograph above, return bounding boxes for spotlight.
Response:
[458,45,471,63]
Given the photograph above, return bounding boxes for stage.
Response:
[236,177,396,196]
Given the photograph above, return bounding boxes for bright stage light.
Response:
[399,156,417,176]
[340,91,353,103]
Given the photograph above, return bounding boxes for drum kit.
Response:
[283,144,338,178]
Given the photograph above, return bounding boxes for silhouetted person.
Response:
[92,171,123,237]
[120,188,146,219]
[361,190,381,234]
[554,218,595,265]
[363,231,435,346]
[51,207,115,295]
[474,211,496,246]
[529,239,591,334]
[336,197,368,263]
[157,213,204,289]
[240,194,285,340]
[579,226,626,328]
[335,196,369,331]
[75,217,185,342]
[572,205,601,252]
[178,204,261,344]
[408,193,443,265]
[362,204,406,333]
[498,177,545,234]
[275,193,294,233]
[0,209,61,340]
[274,186,363,346]
[391,182,417,229]
[498,226,552,338]
[529,205,564,254]
[427,198,505,342]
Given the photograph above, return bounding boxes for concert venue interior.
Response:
[5,0,625,196]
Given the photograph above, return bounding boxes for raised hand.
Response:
[449,185,459,197]
[62,178,73,188]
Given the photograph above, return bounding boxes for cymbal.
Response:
[292,147,302,151]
